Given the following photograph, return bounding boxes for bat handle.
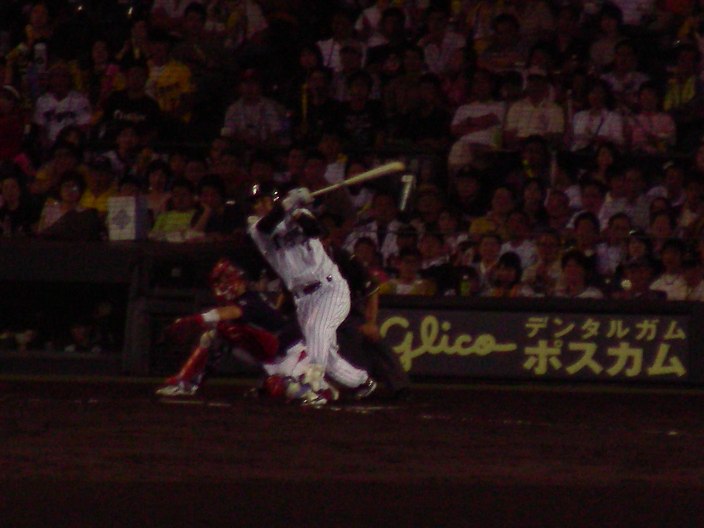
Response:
[310,186,335,198]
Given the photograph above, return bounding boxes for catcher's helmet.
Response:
[209,258,246,303]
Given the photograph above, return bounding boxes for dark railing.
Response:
[1,239,703,385]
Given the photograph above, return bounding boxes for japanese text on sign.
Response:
[379,311,688,380]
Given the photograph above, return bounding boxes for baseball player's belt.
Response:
[294,275,333,298]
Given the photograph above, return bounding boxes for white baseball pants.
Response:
[295,274,368,388]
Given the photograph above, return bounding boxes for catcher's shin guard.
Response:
[263,375,287,399]
[166,345,210,386]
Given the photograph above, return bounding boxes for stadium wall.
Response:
[1,241,703,385]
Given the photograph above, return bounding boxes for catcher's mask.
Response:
[209,258,246,303]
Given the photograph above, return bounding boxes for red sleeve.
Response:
[217,321,280,360]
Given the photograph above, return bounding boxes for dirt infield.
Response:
[1,378,703,527]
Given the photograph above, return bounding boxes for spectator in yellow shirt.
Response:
[146,28,195,128]
[468,185,514,242]
[379,248,437,296]
[149,178,206,242]
[31,140,88,198]
[80,156,118,219]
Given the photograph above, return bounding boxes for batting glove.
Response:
[282,187,312,211]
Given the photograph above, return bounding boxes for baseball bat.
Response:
[310,161,405,198]
[398,174,416,212]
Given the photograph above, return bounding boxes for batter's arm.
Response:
[292,209,324,237]
[256,203,286,234]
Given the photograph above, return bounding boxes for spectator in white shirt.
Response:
[646,160,686,212]
[599,165,649,230]
[331,43,381,102]
[679,178,704,238]
[355,0,391,40]
[650,238,688,300]
[418,6,466,76]
[507,0,556,48]
[683,253,704,301]
[612,255,664,300]
[318,129,347,184]
[571,211,608,279]
[33,62,92,154]
[503,68,564,150]
[570,78,624,152]
[609,0,656,27]
[318,10,361,73]
[477,13,529,74]
[436,207,469,260]
[554,249,605,299]
[343,158,375,216]
[356,1,412,45]
[626,81,676,155]
[598,212,632,277]
[221,68,286,148]
[649,210,678,256]
[418,230,455,292]
[625,229,654,265]
[472,232,503,292]
[545,189,573,239]
[601,39,649,112]
[589,4,625,73]
[344,190,406,266]
[523,228,563,296]
[449,68,505,170]
[501,209,538,269]
[569,179,607,229]
[365,8,409,68]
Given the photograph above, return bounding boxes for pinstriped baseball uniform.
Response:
[248,207,369,388]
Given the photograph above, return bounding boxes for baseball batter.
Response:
[247,184,377,397]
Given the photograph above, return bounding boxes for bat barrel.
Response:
[310,161,406,198]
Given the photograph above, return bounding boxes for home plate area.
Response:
[2,378,704,527]
[157,392,406,414]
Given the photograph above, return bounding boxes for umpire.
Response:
[332,245,410,399]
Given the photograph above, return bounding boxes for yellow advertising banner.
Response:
[379,307,689,381]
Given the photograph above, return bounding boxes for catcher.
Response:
[155,258,334,406]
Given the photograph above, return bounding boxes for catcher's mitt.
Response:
[165,314,207,345]
[217,321,280,360]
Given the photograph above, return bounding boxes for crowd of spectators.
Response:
[1,0,704,302]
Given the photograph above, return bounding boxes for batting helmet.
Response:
[248,181,280,203]
[209,258,246,303]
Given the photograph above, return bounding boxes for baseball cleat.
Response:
[352,377,377,400]
[300,393,328,407]
[155,381,198,397]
